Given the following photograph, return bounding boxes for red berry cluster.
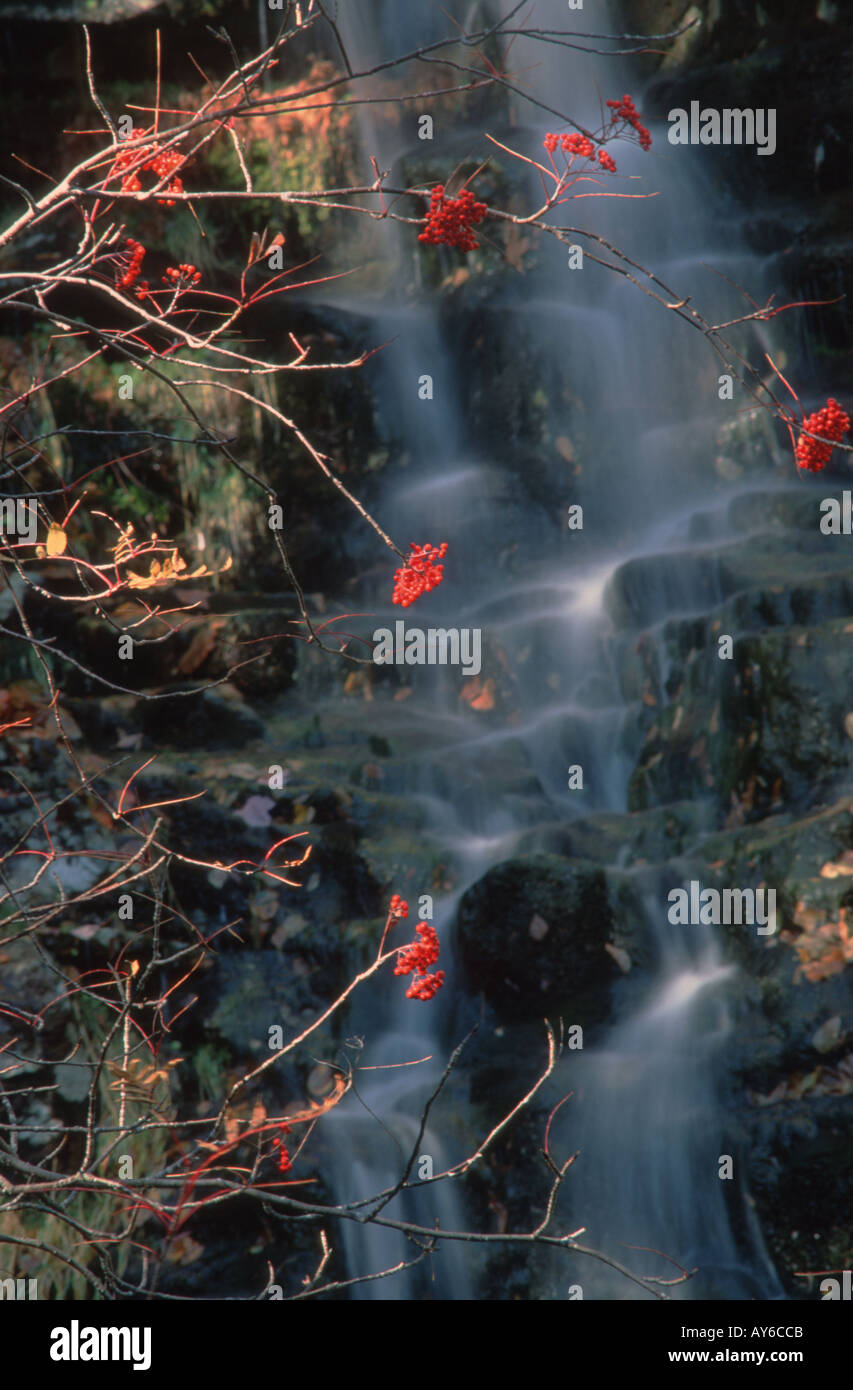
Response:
[116,238,149,298]
[543,130,617,173]
[563,133,596,159]
[405,971,445,1001]
[163,263,202,287]
[114,128,185,206]
[391,542,448,608]
[147,149,184,207]
[606,94,652,151]
[394,921,445,1001]
[394,921,440,976]
[418,186,487,252]
[389,894,409,918]
[271,1122,293,1173]
[796,398,851,472]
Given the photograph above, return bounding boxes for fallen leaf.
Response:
[820,853,853,878]
[250,890,279,924]
[529,913,550,942]
[488,1196,509,1233]
[176,619,225,676]
[789,1068,821,1099]
[461,676,496,711]
[343,670,373,700]
[166,1233,204,1266]
[270,913,304,946]
[115,729,144,750]
[605,942,632,973]
[236,794,275,827]
[812,1016,843,1054]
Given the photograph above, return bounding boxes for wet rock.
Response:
[456,854,618,1021]
[140,685,265,749]
[627,615,853,820]
[207,952,313,1058]
[743,1097,853,1296]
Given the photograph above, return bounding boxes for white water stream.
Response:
[316,0,785,1300]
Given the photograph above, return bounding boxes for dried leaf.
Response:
[166,1233,204,1266]
[461,676,496,711]
[46,523,67,556]
[127,549,232,590]
[176,619,225,676]
[820,853,853,878]
[789,1068,821,1100]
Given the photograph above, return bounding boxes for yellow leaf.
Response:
[46,524,67,556]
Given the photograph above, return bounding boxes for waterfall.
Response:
[316,0,786,1299]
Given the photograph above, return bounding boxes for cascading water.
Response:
[316,0,789,1298]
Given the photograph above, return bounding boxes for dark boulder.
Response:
[456,854,618,1022]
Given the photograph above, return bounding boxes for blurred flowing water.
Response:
[315,0,786,1298]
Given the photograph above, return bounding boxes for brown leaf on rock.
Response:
[176,619,225,676]
[461,676,496,711]
[166,1233,204,1266]
[819,852,853,878]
